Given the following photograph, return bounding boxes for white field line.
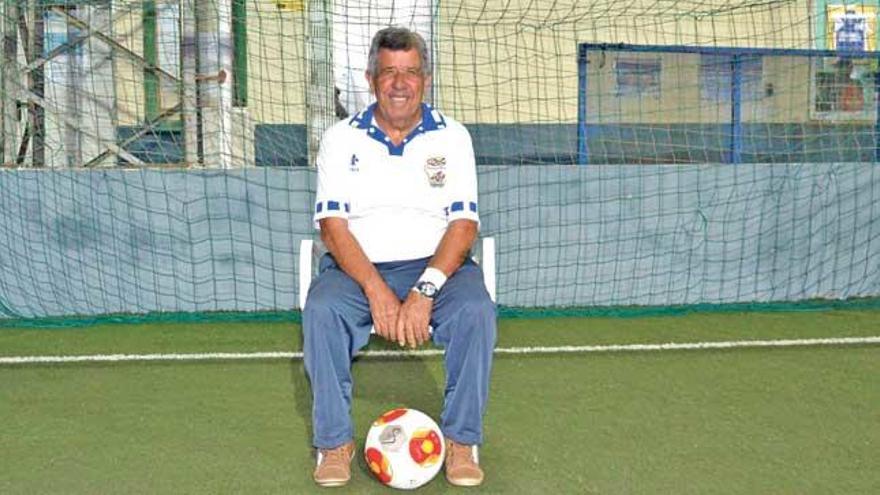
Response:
[1,336,878,365]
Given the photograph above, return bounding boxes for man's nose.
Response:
[392,71,408,89]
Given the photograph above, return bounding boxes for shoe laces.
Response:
[318,444,351,464]
[447,442,477,465]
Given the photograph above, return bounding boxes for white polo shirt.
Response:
[314,103,480,263]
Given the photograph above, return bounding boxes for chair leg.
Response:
[299,239,314,309]
[481,237,496,303]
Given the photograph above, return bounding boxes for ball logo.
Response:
[425,156,447,187]
[379,424,406,452]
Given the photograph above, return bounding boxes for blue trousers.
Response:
[303,254,496,449]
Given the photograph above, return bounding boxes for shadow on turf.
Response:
[288,335,444,453]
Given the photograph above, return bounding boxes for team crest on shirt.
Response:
[425,156,446,187]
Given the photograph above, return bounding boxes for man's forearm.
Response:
[429,220,478,277]
[319,218,386,296]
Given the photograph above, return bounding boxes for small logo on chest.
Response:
[425,156,446,187]
[349,154,359,172]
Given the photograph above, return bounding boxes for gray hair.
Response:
[366,26,432,77]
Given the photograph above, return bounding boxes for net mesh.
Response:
[580,45,880,164]
[1,0,879,324]
[6,0,857,168]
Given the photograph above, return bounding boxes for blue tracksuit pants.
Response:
[303,254,496,449]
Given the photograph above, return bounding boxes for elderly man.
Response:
[303,26,496,487]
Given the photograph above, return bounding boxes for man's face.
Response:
[369,48,431,128]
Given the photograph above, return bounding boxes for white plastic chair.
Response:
[298,237,496,310]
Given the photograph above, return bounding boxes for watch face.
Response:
[418,281,438,298]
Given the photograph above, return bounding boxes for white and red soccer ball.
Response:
[364,408,445,489]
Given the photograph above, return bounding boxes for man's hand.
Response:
[365,283,402,341]
[395,291,433,348]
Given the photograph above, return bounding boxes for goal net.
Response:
[1,0,879,322]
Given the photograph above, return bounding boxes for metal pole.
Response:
[181,0,198,166]
[875,65,880,163]
[2,0,21,166]
[730,54,743,164]
[306,0,333,167]
[577,44,589,166]
[195,0,233,168]
[23,0,45,166]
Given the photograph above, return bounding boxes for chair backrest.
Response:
[298,237,496,309]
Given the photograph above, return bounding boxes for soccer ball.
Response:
[364,408,445,489]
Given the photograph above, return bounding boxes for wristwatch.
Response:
[413,281,439,300]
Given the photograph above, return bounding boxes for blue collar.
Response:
[348,103,446,156]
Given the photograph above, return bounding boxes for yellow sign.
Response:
[275,0,304,12]
[827,4,876,51]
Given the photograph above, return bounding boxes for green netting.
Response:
[0,309,301,329]
[579,45,880,164]
[496,297,880,320]
[7,1,880,167]
[5,298,880,330]
[1,1,880,327]
[1,164,879,327]
[0,168,313,320]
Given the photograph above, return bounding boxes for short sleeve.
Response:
[444,127,480,227]
[314,127,351,229]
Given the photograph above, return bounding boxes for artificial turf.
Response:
[1,309,878,493]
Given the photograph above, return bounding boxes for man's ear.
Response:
[365,71,374,93]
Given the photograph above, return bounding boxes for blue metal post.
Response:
[875,68,880,163]
[730,55,743,164]
[577,45,589,165]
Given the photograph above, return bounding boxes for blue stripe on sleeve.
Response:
[469,202,477,213]
[450,201,464,212]
[327,201,340,211]
[316,202,323,213]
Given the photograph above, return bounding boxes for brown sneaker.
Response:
[445,439,484,487]
[313,441,355,487]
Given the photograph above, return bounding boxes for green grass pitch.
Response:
[1,309,878,493]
